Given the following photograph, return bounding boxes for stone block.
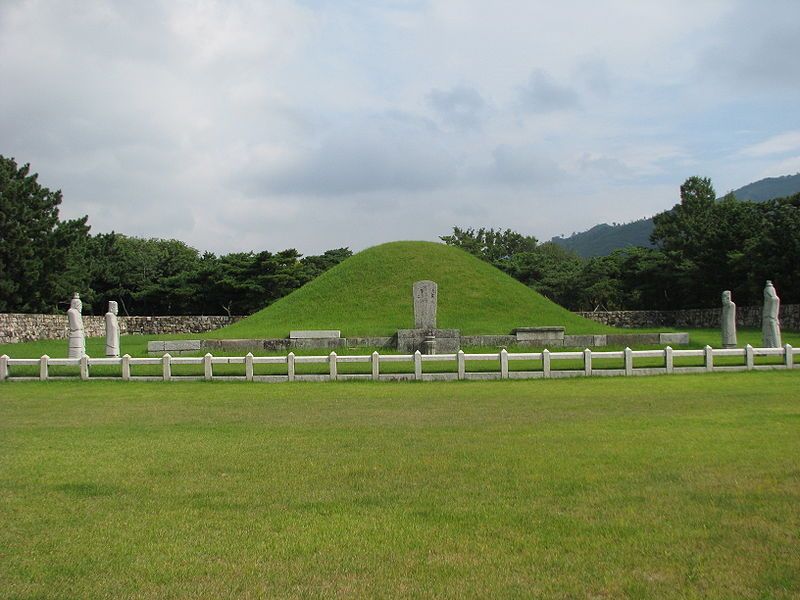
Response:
[659,332,689,345]
[147,341,165,352]
[263,338,293,352]
[346,336,395,348]
[514,326,565,341]
[163,340,202,351]
[606,333,660,346]
[290,338,346,350]
[204,339,266,351]
[290,330,340,339]
[397,328,459,353]
[460,335,516,347]
[563,335,594,348]
[593,335,607,346]
[516,337,564,348]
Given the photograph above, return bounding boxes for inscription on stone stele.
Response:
[413,280,437,329]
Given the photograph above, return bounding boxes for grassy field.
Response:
[1,373,799,598]
[210,241,611,338]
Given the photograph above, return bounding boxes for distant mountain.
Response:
[551,173,800,257]
[551,219,655,258]
[729,173,800,202]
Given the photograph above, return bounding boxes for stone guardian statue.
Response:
[761,280,781,348]
[721,290,737,348]
[67,292,85,359]
[105,300,120,357]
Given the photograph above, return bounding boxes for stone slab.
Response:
[420,373,459,382]
[659,332,690,345]
[464,372,502,381]
[347,336,395,348]
[263,339,293,351]
[508,371,544,380]
[515,326,565,341]
[514,326,565,334]
[413,281,438,329]
[516,338,564,348]
[460,335,516,347]
[590,369,628,377]
[204,339,266,351]
[290,338,346,350]
[606,333,661,346]
[147,349,202,357]
[164,340,202,351]
[563,335,595,348]
[289,330,341,339]
[378,373,417,382]
[147,340,203,352]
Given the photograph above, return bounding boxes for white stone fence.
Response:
[1,345,797,383]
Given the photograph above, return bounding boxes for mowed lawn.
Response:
[1,374,799,599]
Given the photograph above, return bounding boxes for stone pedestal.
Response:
[397,328,459,354]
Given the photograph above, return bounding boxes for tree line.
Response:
[0,156,351,315]
[3,155,798,316]
[441,176,800,311]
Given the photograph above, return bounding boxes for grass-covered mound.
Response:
[211,241,608,338]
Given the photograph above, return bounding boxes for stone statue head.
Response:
[764,280,775,297]
[70,292,82,312]
[108,300,118,315]
[722,290,731,303]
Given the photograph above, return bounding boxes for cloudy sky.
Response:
[2,0,799,254]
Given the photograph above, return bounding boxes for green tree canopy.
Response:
[0,156,90,312]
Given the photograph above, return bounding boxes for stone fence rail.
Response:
[576,304,800,330]
[1,345,797,384]
[0,313,242,344]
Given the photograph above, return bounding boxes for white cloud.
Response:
[1,0,798,254]
[740,131,800,157]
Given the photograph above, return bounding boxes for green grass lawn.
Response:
[1,373,799,598]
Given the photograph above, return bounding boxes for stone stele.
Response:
[105,300,120,357]
[413,280,438,329]
[67,292,85,359]
[721,290,737,348]
[762,280,781,347]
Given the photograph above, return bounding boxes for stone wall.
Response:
[0,313,242,344]
[576,304,800,330]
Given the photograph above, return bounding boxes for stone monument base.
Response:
[396,328,460,354]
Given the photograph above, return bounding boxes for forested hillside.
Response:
[0,156,351,315]
[4,155,799,316]
[443,177,800,310]
[551,219,654,257]
[552,173,800,257]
